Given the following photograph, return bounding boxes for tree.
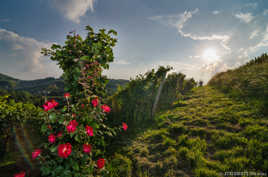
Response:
[21,26,126,177]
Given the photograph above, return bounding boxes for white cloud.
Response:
[189,55,201,59]
[249,29,259,39]
[239,25,268,59]
[176,9,231,51]
[52,0,95,23]
[263,9,268,16]
[234,12,254,23]
[0,28,62,80]
[212,10,220,15]
[200,60,229,76]
[148,9,231,51]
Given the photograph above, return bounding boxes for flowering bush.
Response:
[13,26,128,177]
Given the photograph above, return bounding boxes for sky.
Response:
[1,0,268,82]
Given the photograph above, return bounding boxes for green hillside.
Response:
[107,55,268,177]
[208,53,268,115]
[0,73,128,96]
[0,73,18,81]
[109,86,268,177]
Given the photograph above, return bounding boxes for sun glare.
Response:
[202,48,219,62]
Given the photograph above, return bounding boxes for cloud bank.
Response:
[234,12,254,23]
[0,28,62,80]
[52,0,95,23]
[149,9,231,51]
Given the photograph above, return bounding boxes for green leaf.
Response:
[49,113,57,122]
[59,117,65,124]
[91,122,99,129]
[74,134,80,142]
[80,56,89,61]
[41,166,51,176]
[73,162,79,171]
[41,124,48,133]
[50,146,57,153]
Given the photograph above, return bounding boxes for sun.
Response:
[202,48,219,62]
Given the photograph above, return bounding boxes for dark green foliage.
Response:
[42,26,117,100]
[108,68,197,129]
[108,66,173,126]
[107,154,132,177]
[110,86,268,176]
[0,89,43,106]
[0,95,43,168]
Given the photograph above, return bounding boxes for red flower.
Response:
[47,102,54,109]
[81,104,85,108]
[43,104,49,111]
[101,104,111,113]
[64,93,70,99]
[51,99,59,107]
[122,122,128,131]
[85,125,93,136]
[57,132,63,138]
[91,98,99,107]
[66,120,78,133]
[43,99,58,111]
[32,149,41,159]
[58,143,72,158]
[83,144,92,154]
[97,158,105,169]
[14,171,25,177]
[48,134,56,143]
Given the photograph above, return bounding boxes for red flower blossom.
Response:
[81,104,85,108]
[14,171,25,177]
[48,134,56,143]
[47,102,54,109]
[64,93,70,99]
[122,122,128,131]
[58,143,72,158]
[57,132,63,138]
[66,120,78,133]
[85,125,93,136]
[97,158,105,169]
[51,99,59,107]
[91,98,99,107]
[43,99,58,111]
[32,149,41,159]
[101,104,111,113]
[43,104,49,111]
[83,144,92,154]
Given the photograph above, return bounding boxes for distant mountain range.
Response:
[0,73,129,96]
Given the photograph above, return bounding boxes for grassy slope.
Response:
[110,86,268,177]
[208,54,268,115]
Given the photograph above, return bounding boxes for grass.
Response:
[110,86,268,176]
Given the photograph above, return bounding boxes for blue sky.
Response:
[1,0,268,82]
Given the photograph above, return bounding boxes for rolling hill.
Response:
[0,73,129,96]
